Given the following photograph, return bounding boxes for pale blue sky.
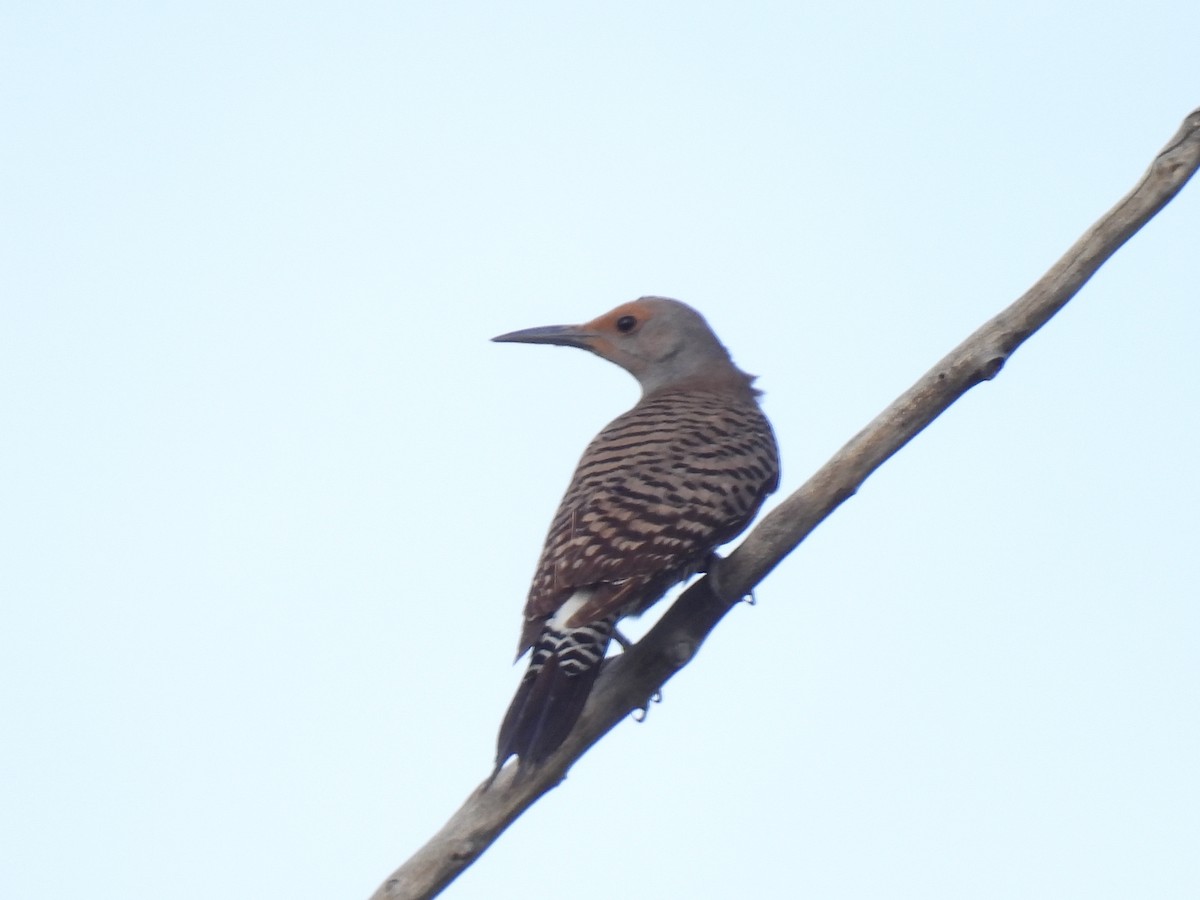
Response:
[2,3,1198,898]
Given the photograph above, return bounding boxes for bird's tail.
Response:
[495,616,615,773]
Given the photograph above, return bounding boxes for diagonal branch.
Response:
[371,107,1200,900]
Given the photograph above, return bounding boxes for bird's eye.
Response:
[616,315,638,333]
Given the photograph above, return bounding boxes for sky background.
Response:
[2,3,1198,898]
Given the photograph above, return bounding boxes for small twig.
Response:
[370,107,1200,900]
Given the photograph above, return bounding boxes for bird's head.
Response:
[493,296,749,395]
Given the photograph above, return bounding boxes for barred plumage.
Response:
[493,297,780,771]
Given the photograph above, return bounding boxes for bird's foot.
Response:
[705,552,735,605]
[705,551,755,607]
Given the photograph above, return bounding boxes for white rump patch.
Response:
[548,589,595,630]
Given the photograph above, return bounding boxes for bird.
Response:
[492,296,780,773]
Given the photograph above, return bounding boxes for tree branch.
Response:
[370,107,1200,900]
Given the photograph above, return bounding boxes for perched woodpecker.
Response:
[493,297,780,771]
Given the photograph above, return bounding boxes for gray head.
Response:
[493,296,754,396]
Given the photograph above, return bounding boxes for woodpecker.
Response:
[493,296,779,771]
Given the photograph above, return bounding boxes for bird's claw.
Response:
[632,691,663,723]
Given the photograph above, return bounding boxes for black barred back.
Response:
[518,386,780,652]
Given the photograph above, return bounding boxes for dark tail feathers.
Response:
[494,618,614,773]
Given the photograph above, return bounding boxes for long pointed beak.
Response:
[491,324,596,350]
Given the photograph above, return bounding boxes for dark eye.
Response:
[616,315,638,333]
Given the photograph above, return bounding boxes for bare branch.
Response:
[371,107,1200,900]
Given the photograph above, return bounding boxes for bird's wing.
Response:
[520,393,779,643]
